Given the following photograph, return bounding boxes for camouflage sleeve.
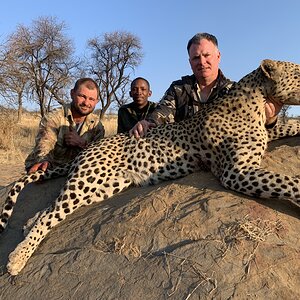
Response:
[147,84,177,125]
[35,111,63,162]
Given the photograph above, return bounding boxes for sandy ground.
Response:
[0,137,299,299]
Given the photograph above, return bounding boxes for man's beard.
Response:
[72,103,93,116]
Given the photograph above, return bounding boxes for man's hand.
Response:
[64,126,87,149]
[129,120,157,139]
[28,161,49,174]
[265,99,283,125]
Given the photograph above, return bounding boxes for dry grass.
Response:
[0,109,40,163]
[102,114,118,137]
[0,109,117,164]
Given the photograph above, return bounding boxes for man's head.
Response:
[187,33,221,84]
[129,77,152,109]
[70,78,99,117]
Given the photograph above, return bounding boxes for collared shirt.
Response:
[195,81,218,103]
[25,103,105,170]
[117,101,157,133]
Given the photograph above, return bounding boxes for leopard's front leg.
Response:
[7,239,37,275]
[6,206,58,275]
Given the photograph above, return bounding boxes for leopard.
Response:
[1,59,300,276]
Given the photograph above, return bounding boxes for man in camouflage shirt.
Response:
[147,69,232,125]
[130,32,282,139]
[25,78,105,174]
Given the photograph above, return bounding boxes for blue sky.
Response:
[1,0,300,116]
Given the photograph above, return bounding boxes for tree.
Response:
[279,105,291,124]
[86,31,143,119]
[0,45,30,122]
[6,16,80,117]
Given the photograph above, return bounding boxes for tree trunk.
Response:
[99,109,105,120]
[17,92,23,123]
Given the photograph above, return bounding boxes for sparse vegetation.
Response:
[0,108,39,163]
[279,105,291,124]
[86,31,143,118]
[0,108,117,164]
[102,114,118,137]
[0,18,142,119]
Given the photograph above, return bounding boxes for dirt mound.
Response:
[0,137,299,299]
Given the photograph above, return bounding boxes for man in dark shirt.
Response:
[130,33,282,139]
[117,77,157,133]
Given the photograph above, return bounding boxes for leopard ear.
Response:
[260,59,282,81]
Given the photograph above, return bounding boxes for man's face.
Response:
[129,79,152,108]
[188,39,220,83]
[71,85,99,116]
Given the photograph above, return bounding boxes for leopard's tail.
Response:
[0,163,71,233]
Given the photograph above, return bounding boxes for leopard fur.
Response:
[1,59,300,275]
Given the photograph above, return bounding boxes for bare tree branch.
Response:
[5,16,80,117]
[85,31,143,119]
[279,105,291,124]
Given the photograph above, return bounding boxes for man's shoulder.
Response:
[218,70,235,87]
[118,102,135,114]
[148,101,157,107]
[147,101,157,112]
[88,108,100,117]
[119,102,134,109]
[85,110,101,125]
[44,105,66,121]
[119,101,157,109]
[49,105,65,113]
[171,74,196,87]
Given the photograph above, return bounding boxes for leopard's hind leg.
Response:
[268,122,300,141]
[221,166,300,206]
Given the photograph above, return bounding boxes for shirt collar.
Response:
[65,103,98,126]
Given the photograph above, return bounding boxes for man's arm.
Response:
[34,112,61,160]
[26,111,61,173]
[146,85,178,125]
[265,99,283,128]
